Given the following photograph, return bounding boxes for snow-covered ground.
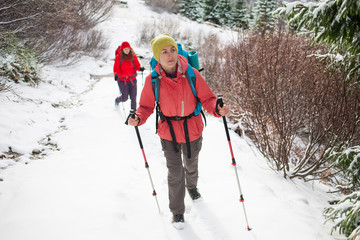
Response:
[0,0,342,239]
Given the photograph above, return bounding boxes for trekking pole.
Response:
[116,80,126,116]
[141,71,144,86]
[217,95,251,231]
[121,102,126,116]
[125,109,161,214]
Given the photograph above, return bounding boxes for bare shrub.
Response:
[219,29,360,179]
[136,16,212,52]
[0,78,11,92]
[144,0,179,13]
[198,34,223,88]
[0,0,112,64]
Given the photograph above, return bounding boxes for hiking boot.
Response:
[188,187,201,200]
[172,214,184,223]
[172,214,185,230]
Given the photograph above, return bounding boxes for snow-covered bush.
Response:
[324,191,360,239]
[0,34,39,89]
[136,16,211,52]
[144,0,179,13]
[0,0,112,64]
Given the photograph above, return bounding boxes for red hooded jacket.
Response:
[113,45,140,81]
[136,55,220,143]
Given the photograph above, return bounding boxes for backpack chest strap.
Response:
[160,112,195,121]
[161,112,194,159]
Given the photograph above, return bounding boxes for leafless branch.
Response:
[207,28,360,180]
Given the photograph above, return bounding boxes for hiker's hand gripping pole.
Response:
[139,66,145,86]
[127,109,161,214]
[217,95,251,231]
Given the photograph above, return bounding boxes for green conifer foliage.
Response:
[231,0,248,28]
[178,0,189,16]
[203,0,219,24]
[217,0,232,26]
[187,0,203,22]
[276,0,360,83]
[324,190,360,238]
[253,0,277,31]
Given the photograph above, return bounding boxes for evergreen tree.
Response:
[276,0,360,83]
[178,0,189,17]
[217,0,232,26]
[187,0,204,22]
[230,0,248,28]
[247,3,256,28]
[253,0,277,32]
[324,191,360,238]
[203,0,219,25]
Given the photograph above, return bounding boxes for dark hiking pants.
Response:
[116,79,137,110]
[161,135,203,215]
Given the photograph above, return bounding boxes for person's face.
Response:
[159,45,177,73]
[123,47,131,55]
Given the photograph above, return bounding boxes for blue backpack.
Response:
[149,43,206,158]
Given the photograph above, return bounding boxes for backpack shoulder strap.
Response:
[150,57,158,71]
[184,65,207,125]
[185,66,197,97]
[151,70,161,134]
[120,55,135,70]
[151,70,160,103]
[184,66,202,115]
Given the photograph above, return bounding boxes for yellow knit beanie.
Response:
[150,33,178,62]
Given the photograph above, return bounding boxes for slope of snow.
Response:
[0,0,341,239]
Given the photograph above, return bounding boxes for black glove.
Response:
[114,74,118,81]
[139,66,145,72]
[216,95,223,116]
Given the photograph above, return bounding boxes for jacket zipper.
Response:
[181,100,184,117]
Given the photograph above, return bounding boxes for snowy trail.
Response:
[0,75,254,239]
[0,75,337,240]
[0,0,341,239]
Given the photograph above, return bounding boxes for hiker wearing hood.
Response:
[113,41,144,110]
[128,34,229,225]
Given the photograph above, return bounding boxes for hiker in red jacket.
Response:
[128,34,228,225]
[113,41,144,110]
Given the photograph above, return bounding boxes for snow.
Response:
[0,0,342,239]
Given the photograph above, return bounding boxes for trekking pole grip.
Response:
[216,94,223,116]
[217,95,231,141]
[216,94,224,108]
[130,109,136,118]
[125,109,135,125]
[129,109,144,150]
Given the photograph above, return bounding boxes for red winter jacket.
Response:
[136,55,220,143]
[113,50,141,81]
